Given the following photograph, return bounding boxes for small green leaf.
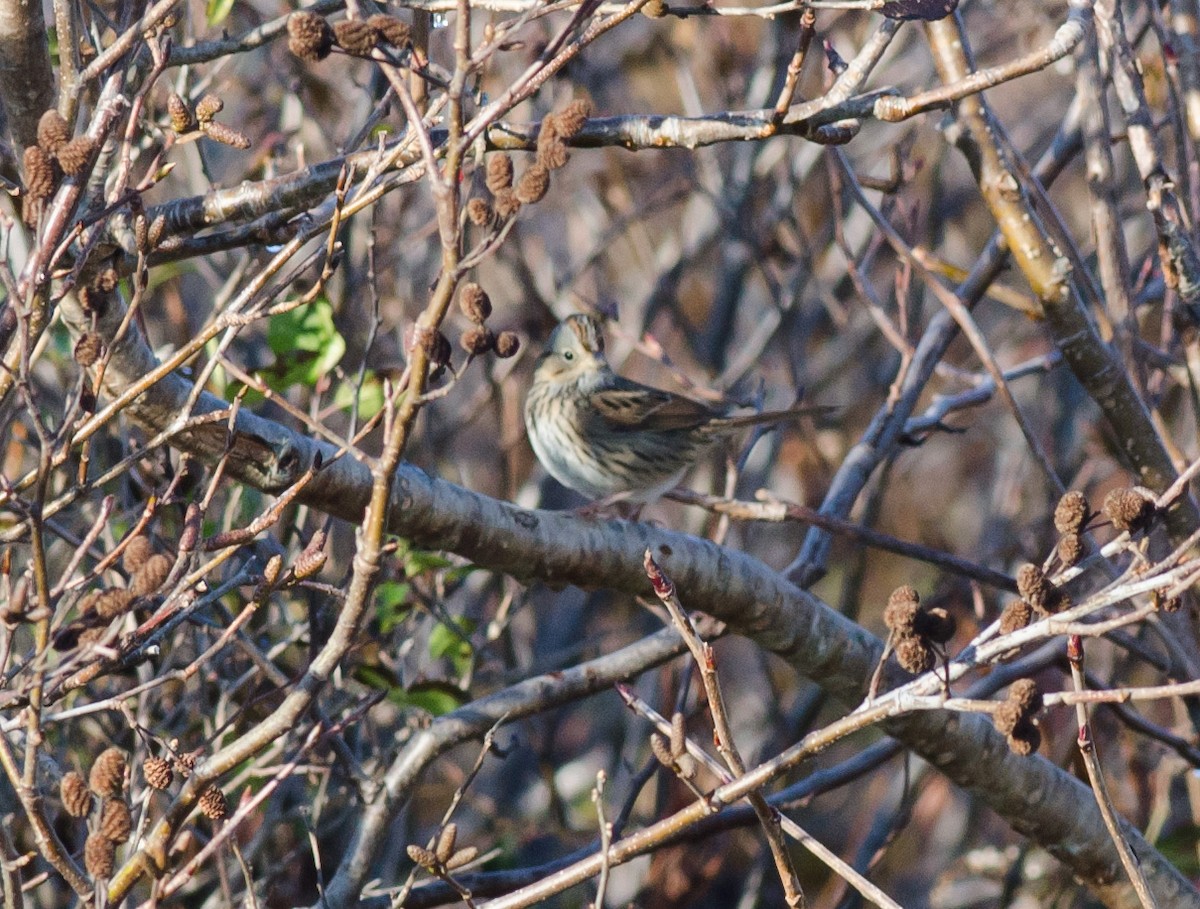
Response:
[354,663,401,692]
[264,299,346,390]
[206,0,236,26]
[331,373,384,420]
[375,581,412,633]
[404,550,454,578]
[429,617,475,676]
[389,681,467,716]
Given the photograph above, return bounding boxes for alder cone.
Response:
[143,756,174,790]
[100,798,133,843]
[23,145,57,200]
[287,11,334,61]
[199,785,228,820]
[61,771,93,817]
[121,535,153,573]
[195,94,223,123]
[333,18,376,56]
[84,833,115,878]
[37,109,71,152]
[94,588,136,620]
[90,747,128,797]
[514,164,550,204]
[57,136,97,175]
[167,93,195,133]
[485,154,513,194]
[130,553,172,596]
[367,14,410,46]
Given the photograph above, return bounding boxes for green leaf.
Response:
[375,581,412,633]
[264,299,346,390]
[206,0,236,26]
[331,372,385,420]
[429,617,476,676]
[353,663,400,692]
[403,549,454,578]
[388,681,467,716]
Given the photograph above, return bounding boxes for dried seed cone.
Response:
[1102,487,1153,532]
[998,599,1032,635]
[649,732,673,767]
[493,188,521,219]
[538,137,569,170]
[57,136,97,175]
[143,756,173,790]
[174,752,196,777]
[485,154,514,194]
[1015,563,1051,612]
[535,116,560,155]
[194,94,223,124]
[460,326,495,356]
[435,823,458,864]
[367,14,411,46]
[100,798,132,843]
[262,554,284,588]
[148,214,166,248]
[445,845,479,871]
[670,711,686,756]
[514,163,550,204]
[84,832,115,878]
[23,145,57,201]
[74,332,104,367]
[130,553,171,596]
[895,636,933,674]
[94,588,136,620]
[1053,490,1088,535]
[294,531,327,580]
[61,771,93,817]
[121,535,153,574]
[459,283,492,323]
[90,747,128,797]
[641,0,668,18]
[38,109,71,153]
[883,587,920,636]
[333,18,377,56]
[168,93,195,133]
[21,194,40,227]
[203,122,251,149]
[288,11,334,62]
[495,331,520,359]
[555,99,592,138]
[1008,678,1042,714]
[993,700,1022,736]
[199,785,228,820]
[1057,532,1083,567]
[407,844,437,869]
[466,197,493,226]
[134,212,150,252]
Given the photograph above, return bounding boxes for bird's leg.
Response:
[572,491,638,519]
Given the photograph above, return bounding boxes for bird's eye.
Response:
[562,350,574,361]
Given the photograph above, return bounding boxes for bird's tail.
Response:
[710,403,837,432]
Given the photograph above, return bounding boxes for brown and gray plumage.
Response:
[524,314,827,502]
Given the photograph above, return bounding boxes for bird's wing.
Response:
[588,377,717,432]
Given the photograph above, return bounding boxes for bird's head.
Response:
[534,314,608,383]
